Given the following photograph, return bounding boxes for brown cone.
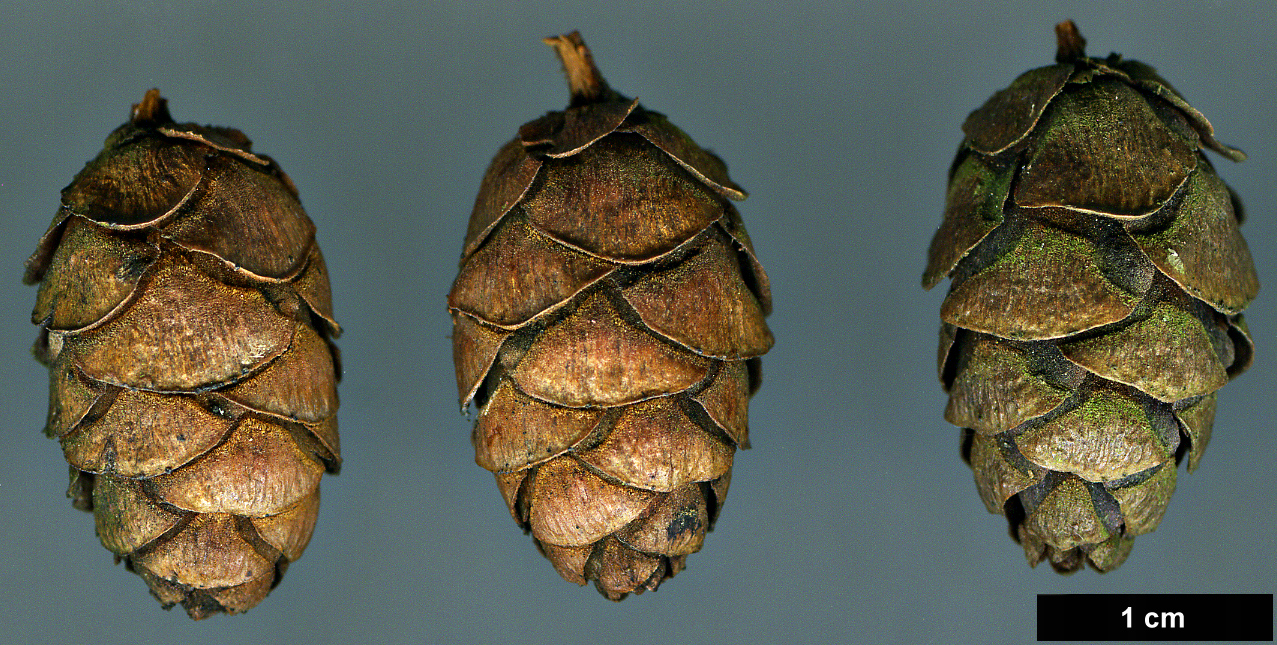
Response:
[450,33,772,599]
[27,89,341,618]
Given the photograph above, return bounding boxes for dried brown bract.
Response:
[925,21,1257,572]
[449,33,772,599]
[26,90,341,618]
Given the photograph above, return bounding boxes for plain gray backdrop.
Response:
[1,1,1273,643]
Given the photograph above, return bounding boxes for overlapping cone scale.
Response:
[450,33,771,600]
[928,23,1257,572]
[27,90,341,618]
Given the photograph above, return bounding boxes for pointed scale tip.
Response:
[543,31,612,105]
[131,88,173,127]
[1054,20,1087,63]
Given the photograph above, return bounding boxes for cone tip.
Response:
[1054,20,1087,63]
[131,88,173,127]
[544,31,611,104]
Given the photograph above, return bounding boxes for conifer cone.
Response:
[25,90,341,618]
[449,33,772,599]
[925,22,1257,573]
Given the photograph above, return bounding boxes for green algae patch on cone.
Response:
[27,90,341,618]
[449,33,772,600]
[925,21,1257,573]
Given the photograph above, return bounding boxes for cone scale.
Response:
[925,22,1257,572]
[449,33,772,599]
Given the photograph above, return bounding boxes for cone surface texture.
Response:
[924,22,1257,572]
[26,90,342,618]
[449,33,772,599]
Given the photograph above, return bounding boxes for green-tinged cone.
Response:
[925,21,1257,572]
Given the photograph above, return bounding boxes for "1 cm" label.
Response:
[1122,606,1185,629]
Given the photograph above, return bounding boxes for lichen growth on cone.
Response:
[449,33,772,599]
[26,90,341,618]
[925,21,1257,572]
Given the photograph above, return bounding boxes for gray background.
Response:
[1,1,1273,643]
